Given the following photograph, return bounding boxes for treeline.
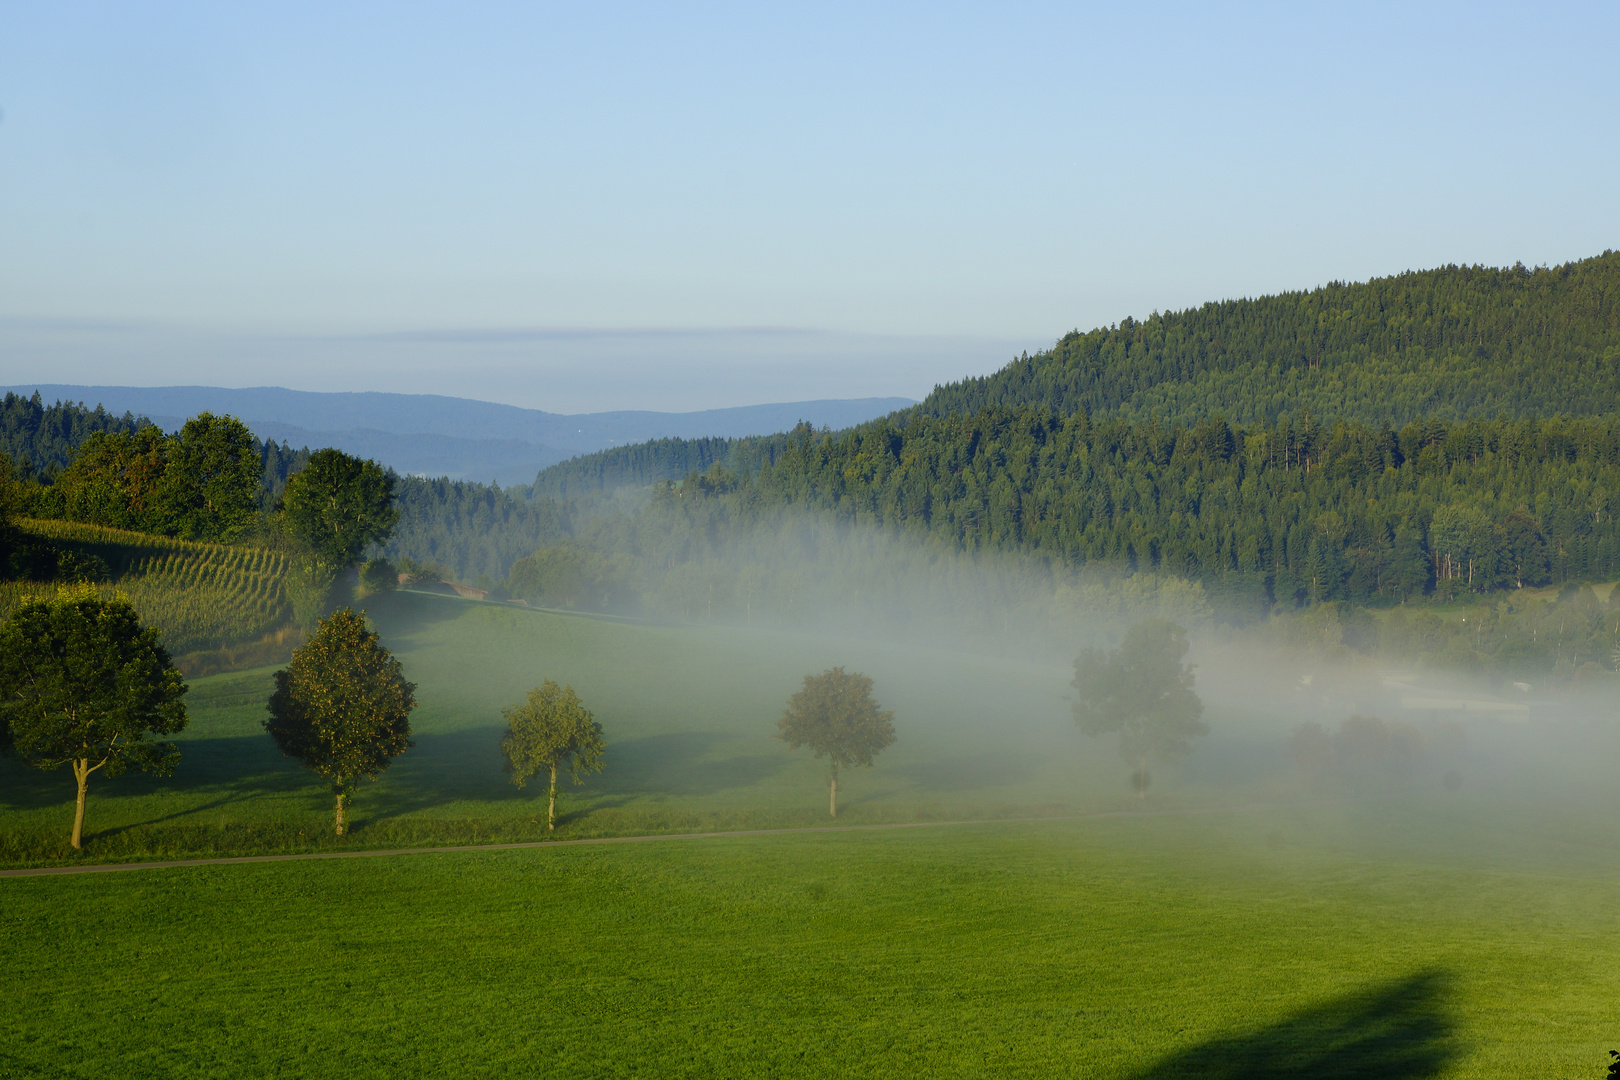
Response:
[10,414,311,542]
[616,410,1620,611]
[1265,588,1620,681]
[530,433,811,500]
[915,254,1620,426]
[382,477,569,585]
[1,392,152,478]
[2,398,563,588]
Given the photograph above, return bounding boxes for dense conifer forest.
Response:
[913,253,1620,425]
[631,412,1619,611]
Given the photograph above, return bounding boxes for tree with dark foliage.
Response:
[264,608,415,836]
[0,588,188,849]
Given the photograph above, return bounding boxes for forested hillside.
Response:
[532,254,1620,497]
[382,477,569,584]
[916,254,1620,425]
[601,411,1620,612]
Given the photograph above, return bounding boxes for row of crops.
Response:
[2,519,293,655]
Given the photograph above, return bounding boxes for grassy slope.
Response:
[1,590,1151,864]
[4,812,1619,1078]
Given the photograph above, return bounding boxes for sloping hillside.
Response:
[0,519,294,663]
[916,253,1620,425]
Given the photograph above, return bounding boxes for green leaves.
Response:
[264,607,416,789]
[0,587,188,843]
[777,667,895,770]
[280,449,399,573]
[500,680,605,789]
[45,413,262,542]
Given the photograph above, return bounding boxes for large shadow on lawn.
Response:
[0,734,304,812]
[1124,972,1453,1080]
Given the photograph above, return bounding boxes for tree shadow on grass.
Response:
[0,734,305,811]
[588,731,788,799]
[1124,971,1454,1079]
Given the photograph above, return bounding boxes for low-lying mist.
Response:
[420,503,1620,874]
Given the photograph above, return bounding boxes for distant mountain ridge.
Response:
[0,386,916,484]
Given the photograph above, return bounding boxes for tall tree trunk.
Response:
[71,759,90,850]
[548,762,557,831]
[334,788,348,836]
[829,763,838,819]
[1139,754,1148,800]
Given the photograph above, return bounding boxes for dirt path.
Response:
[0,806,1260,879]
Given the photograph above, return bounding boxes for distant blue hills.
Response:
[1,385,916,486]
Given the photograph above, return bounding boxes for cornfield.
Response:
[3,519,293,656]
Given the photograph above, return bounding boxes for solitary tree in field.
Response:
[500,680,605,830]
[1071,620,1205,797]
[0,587,188,849]
[264,608,415,835]
[778,667,895,818]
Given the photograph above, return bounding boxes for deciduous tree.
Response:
[160,413,262,541]
[500,680,605,830]
[1071,620,1205,797]
[777,667,895,818]
[0,587,188,849]
[264,607,415,835]
[280,449,399,573]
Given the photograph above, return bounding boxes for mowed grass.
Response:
[5,811,1619,1078]
[0,591,1217,865]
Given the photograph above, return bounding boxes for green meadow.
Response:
[5,810,1620,1078]
[0,590,1189,866]
[5,590,1620,1076]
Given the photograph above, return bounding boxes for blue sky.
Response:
[1,2,1616,411]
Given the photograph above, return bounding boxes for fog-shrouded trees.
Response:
[778,667,895,818]
[499,680,605,830]
[1071,620,1205,797]
[264,608,415,836]
[0,588,188,849]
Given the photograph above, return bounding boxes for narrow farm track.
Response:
[0,804,1268,878]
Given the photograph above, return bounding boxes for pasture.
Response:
[5,808,1620,1078]
[0,590,1190,865]
[5,589,1620,1075]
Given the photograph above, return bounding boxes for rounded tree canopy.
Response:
[280,449,400,571]
[777,667,896,769]
[0,586,188,773]
[161,413,263,542]
[1071,619,1206,765]
[500,680,605,789]
[264,607,415,786]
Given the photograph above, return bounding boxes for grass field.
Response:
[0,590,1202,865]
[5,589,1620,1075]
[5,809,1620,1078]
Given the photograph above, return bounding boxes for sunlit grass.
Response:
[4,814,1618,1078]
